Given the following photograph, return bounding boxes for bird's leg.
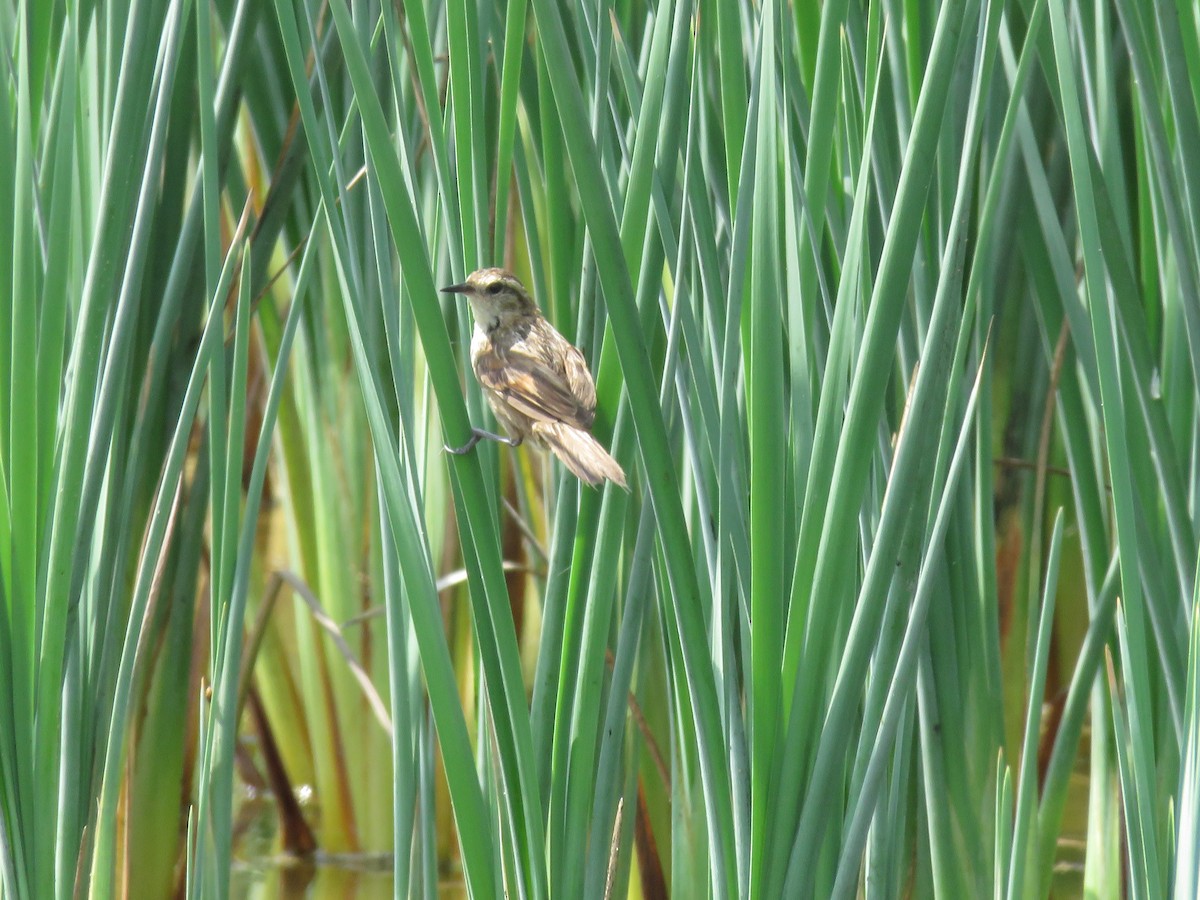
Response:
[445,427,523,454]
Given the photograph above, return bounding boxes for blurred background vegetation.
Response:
[2,0,1200,897]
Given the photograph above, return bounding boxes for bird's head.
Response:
[442,267,538,333]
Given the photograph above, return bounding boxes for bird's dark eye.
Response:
[487,283,502,295]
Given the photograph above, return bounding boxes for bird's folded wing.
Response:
[560,343,597,413]
[474,339,595,430]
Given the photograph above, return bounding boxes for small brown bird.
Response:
[442,267,627,489]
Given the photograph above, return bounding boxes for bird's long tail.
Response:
[533,422,627,489]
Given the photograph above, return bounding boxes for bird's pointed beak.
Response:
[441,283,472,296]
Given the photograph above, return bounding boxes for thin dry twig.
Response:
[276,570,394,737]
